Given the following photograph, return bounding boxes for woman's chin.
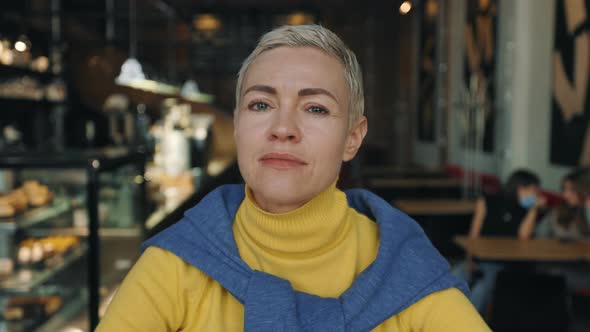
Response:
[246,172,334,212]
[251,185,311,212]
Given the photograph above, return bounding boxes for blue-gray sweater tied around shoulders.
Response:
[143,185,469,331]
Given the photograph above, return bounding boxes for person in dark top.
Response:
[453,169,546,315]
[473,170,545,239]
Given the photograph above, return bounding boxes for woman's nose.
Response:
[268,108,301,143]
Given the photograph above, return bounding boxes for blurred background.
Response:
[0,0,589,331]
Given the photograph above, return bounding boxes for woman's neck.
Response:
[236,181,350,254]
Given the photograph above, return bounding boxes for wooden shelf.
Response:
[0,65,57,81]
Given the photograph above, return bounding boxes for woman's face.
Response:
[562,180,581,207]
[234,46,367,213]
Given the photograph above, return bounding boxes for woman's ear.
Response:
[342,116,368,162]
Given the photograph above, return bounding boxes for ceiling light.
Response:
[399,1,412,15]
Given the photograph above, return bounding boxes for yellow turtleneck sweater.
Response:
[97,184,490,331]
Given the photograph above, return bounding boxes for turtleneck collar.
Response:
[235,181,350,255]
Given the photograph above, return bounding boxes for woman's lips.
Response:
[259,153,307,170]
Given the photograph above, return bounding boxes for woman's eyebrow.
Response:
[242,85,339,104]
[298,88,339,104]
[243,85,277,96]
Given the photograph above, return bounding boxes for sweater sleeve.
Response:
[403,287,491,332]
[96,246,185,332]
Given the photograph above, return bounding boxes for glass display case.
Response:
[0,148,146,331]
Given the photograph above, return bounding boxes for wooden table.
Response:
[394,200,474,258]
[369,177,463,189]
[394,199,475,215]
[454,236,590,263]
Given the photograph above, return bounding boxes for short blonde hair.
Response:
[235,25,364,129]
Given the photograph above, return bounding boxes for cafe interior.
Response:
[0,0,589,331]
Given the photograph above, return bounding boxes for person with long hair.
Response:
[536,168,590,291]
[537,168,590,240]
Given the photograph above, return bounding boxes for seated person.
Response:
[97,25,489,331]
[537,168,590,240]
[454,169,546,314]
[536,168,590,291]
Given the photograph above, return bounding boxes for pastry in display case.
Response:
[0,149,146,331]
[0,179,77,332]
[3,295,63,322]
[0,76,44,101]
[0,181,54,218]
[17,236,80,268]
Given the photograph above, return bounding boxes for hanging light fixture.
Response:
[116,0,146,85]
[180,79,200,97]
[116,58,145,85]
[115,0,183,95]
[180,79,213,103]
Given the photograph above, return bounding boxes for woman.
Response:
[454,169,545,314]
[537,168,590,240]
[97,25,488,331]
[536,168,590,291]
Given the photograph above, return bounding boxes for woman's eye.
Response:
[307,105,328,115]
[248,101,270,111]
